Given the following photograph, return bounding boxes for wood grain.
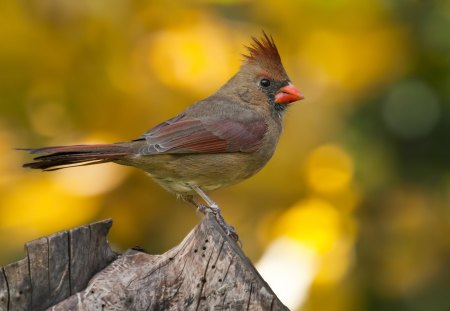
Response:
[1,216,288,310]
[0,219,116,311]
[50,213,288,311]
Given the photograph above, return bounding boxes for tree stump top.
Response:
[0,219,117,311]
[1,214,288,311]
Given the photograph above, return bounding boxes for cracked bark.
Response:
[0,214,288,311]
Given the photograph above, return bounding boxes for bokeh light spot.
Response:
[314,237,354,286]
[147,23,238,95]
[54,163,129,197]
[306,144,353,193]
[274,198,341,253]
[256,237,318,310]
[51,137,130,196]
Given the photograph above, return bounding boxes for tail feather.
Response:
[20,144,131,171]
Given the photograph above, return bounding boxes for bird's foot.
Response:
[194,204,239,241]
[196,204,212,214]
[214,213,239,242]
[207,205,239,242]
[183,188,240,242]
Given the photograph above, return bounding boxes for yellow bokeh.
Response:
[0,126,23,187]
[0,0,447,309]
[50,134,130,196]
[0,178,100,235]
[147,17,241,95]
[298,27,408,93]
[306,144,353,193]
[314,236,355,286]
[273,198,342,254]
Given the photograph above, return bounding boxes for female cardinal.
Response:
[22,33,304,240]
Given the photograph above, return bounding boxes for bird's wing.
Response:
[137,113,267,155]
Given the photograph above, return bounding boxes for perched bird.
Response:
[21,33,304,240]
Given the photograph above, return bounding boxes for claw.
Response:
[183,187,240,243]
[196,204,211,214]
[212,209,239,242]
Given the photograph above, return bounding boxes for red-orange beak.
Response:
[275,83,304,104]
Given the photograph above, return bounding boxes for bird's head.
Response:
[223,32,304,117]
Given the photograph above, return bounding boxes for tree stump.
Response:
[0,213,288,311]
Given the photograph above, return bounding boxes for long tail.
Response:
[20,144,131,171]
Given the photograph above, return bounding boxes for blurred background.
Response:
[0,0,449,310]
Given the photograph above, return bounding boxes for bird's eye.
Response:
[259,79,271,87]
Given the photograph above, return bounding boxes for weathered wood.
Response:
[69,221,117,294]
[50,213,288,310]
[2,258,31,311]
[47,232,70,306]
[1,215,288,311]
[0,219,117,311]
[0,268,8,309]
[27,237,50,309]
[68,224,91,293]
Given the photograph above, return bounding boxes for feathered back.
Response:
[243,32,287,79]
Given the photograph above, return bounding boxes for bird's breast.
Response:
[120,150,276,195]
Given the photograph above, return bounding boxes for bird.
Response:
[21,32,304,241]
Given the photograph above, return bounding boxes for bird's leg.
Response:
[181,194,210,214]
[188,185,239,242]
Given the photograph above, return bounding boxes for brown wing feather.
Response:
[138,115,267,155]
